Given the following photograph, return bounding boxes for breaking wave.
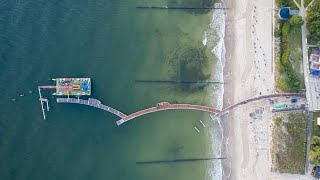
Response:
[203,2,226,180]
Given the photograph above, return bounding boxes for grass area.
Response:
[290,0,299,9]
[275,0,300,8]
[304,0,312,7]
[272,112,307,174]
[288,29,304,78]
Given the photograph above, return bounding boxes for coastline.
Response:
[221,4,234,178]
[205,2,228,179]
[221,0,235,178]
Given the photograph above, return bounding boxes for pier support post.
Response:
[38,88,46,120]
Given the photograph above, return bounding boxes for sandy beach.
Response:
[223,0,275,179]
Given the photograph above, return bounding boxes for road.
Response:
[300,0,314,173]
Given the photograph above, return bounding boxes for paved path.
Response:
[300,0,314,173]
[305,112,313,173]
[293,0,301,9]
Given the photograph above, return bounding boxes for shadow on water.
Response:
[136,157,227,165]
[135,80,224,84]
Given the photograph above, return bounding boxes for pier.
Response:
[55,93,306,126]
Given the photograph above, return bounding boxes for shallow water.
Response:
[0,0,224,180]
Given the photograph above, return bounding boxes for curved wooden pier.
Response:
[56,93,306,126]
[124,102,220,121]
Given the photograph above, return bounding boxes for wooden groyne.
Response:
[135,80,224,84]
[136,157,227,165]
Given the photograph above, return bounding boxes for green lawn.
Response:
[290,0,299,9]
[288,29,303,77]
[288,29,303,79]
[304,0,312,7]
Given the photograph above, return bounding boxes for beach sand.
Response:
[223,0,275,179]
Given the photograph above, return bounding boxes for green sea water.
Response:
[0,0,219,179]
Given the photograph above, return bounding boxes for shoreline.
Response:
[206,2,227,179]
[221,0,235,178]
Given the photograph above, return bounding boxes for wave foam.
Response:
[203,3,226,180]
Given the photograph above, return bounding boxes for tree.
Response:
[310,136,320,164]
[306,0,320,44]
[289,15,304,28]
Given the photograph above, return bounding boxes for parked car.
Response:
[312,166,320,179]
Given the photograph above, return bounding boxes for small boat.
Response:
[199,120,206,127]
[194,127,200,133]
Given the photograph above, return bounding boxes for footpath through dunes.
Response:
[56,93,306,126]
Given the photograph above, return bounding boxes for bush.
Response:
[281,50,290,68]
[310,136,320,164]
[289,15,304,28]
[294,81,300,87]
[282,22,291,36]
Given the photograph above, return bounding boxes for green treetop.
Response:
[289,15,304,28]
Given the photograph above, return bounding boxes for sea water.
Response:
[0,0,225,180]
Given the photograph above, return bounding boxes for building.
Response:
[307,48,320,111]
[278,7,300,20]
[310,49,320,76]
[54,78,91,96]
